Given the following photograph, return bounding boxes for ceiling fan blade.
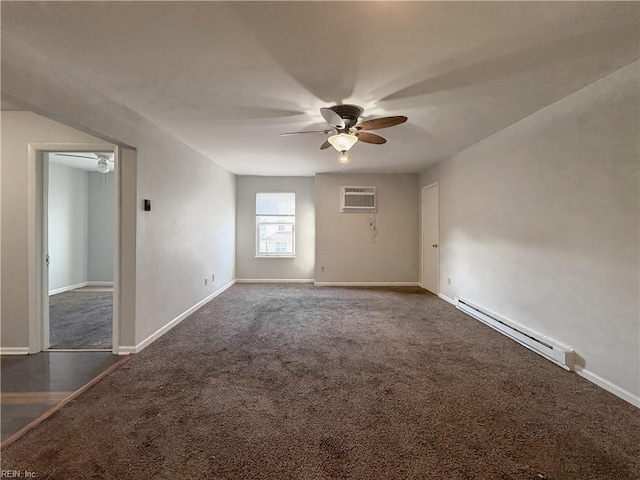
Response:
[356,132,387,144]
[320,140,332,150]
[280,129,333,136]
[355,116,407,131]
[59,153,96,159]
[320,107,346,129]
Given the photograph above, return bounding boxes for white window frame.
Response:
[255,192,296,258]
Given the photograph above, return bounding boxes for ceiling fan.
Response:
[63,153,114,173]
[281,105,407,165]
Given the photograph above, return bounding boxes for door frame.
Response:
[420,182,439,294]
[29,142,120,353]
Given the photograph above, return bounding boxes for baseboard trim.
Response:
[49,281,113,295]
[0,347,30,355]
[117,279,235,355]
[438,293,456,305]
[314,282,421,287]
[49,282,88,296]
[86,281,113,287]
[236,278,314,284]
[576,368,640,408]
[116,346,137,355]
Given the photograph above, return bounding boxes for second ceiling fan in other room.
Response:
[62,153,114,173]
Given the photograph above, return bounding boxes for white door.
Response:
[421,184,439,294]
[42,154,50,349]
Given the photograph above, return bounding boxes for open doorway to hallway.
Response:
[45,152,115,350]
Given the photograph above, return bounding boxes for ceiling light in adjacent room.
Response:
[96,158,110,174]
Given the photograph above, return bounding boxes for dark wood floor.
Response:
[1,352,123,442]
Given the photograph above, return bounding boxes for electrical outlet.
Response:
[212,274,215,282]
[320,266,325,272]
[448,278,451,285]
[204,278,208,286]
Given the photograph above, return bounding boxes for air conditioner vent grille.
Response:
[344,195,375,208]
[340,186,377,212]
[345,188,372,193]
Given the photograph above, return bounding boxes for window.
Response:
[256,193,295,257]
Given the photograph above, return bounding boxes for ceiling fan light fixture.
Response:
[96,158,110,174]
[328,133,358,152]
[338,152,350,165]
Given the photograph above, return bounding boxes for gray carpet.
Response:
[3,284,639,479]
[49,290,112,349]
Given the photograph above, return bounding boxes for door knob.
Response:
[432,244,438,248]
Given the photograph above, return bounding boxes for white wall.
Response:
[46,165,114,293]
[2,33,237,351]
[48,161,89,291]
[87,171,114,283]
[236,176,315,281]
[315,173,419,284]
[420,62,639,404]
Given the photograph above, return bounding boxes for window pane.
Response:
[257,222,294,255]
[257,193,295,215]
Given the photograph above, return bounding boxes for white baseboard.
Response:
[116,279,235,355]
[314,282,420,287]
[86,281,113,287]
[576,368,640,408]
[0,347,30,355]
[236,278,314,284]
[116,345,137,355]
[49,281,113,295]
[438,293,456,305]
[49,282,87,296]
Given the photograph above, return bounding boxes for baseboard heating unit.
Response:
[456,297,575,371]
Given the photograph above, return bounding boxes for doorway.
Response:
[43,151,116,351]
[421,183,439,294]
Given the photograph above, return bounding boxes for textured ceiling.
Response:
[2,2,638,176]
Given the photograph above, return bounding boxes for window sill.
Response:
[255,255,296,259]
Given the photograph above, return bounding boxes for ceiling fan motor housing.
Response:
[329,104,364,129]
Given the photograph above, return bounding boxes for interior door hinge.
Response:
[46,254,50,267]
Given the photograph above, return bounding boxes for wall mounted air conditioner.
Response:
[340,186,377,213]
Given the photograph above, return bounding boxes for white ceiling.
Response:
[2,2,638,176]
